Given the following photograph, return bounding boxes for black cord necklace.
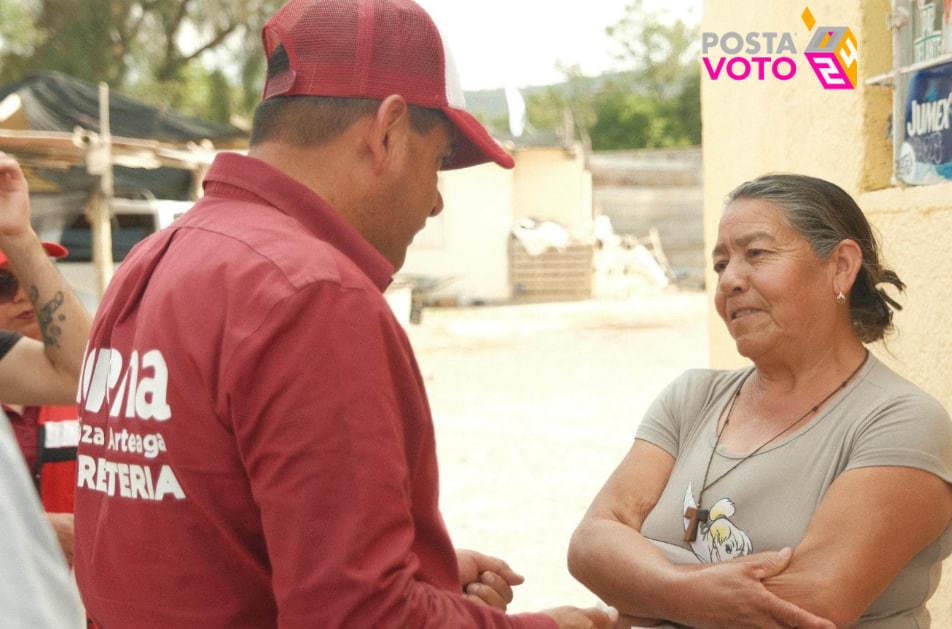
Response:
[683,351,869,543]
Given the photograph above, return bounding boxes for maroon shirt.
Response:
[0,333,36,472]
[5,405,39,473]
[74,153,554,629]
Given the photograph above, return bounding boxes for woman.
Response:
[0,152,88,624]
[568,174,952,628]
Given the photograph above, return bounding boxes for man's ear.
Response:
[831,238,863,296]
[367,95,410,176]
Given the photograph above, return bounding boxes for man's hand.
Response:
[455,548,525,611]
[0,152,32,239]
[543,605,619,629]
[46,512,75,566]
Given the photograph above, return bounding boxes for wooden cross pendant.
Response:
[683,506,709,542]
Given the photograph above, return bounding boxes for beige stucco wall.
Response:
[511,146,594,236]
[402,163,515,302]
[402,146,593,303]
[857,184,952,400]
[702,1,951,623]
[701,0,951,399]
[703,0,886,369]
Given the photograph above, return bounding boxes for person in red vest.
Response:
[0,152,89,627]
[0,152,91,568]
[1,241,80,563]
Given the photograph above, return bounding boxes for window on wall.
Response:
[868,0,952,185]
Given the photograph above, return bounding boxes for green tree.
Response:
[206,69,232,125]
[0,0,281,119]
[600,0,701,148]
[523,0,700,150]
[0,1,41,57]
[588,84,655,149]
[0,0,121,85]
[607,0,699,100]
[524,64,597,146]
[239,49,267,117]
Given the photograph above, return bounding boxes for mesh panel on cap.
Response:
[442,45,466,109]
[265,0,447,104]
[365,0,446,107]
[270,0,363,97]
[260,0,511,169]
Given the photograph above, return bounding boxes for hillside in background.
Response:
[464,65,700,151]
[464,72,625,137]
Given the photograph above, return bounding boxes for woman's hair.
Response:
[726,174,904,343]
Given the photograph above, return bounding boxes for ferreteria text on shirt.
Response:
[76,347,185,501]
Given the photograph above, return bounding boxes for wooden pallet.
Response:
[509,238,594,302]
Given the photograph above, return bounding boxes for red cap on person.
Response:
[0,242,68,266]
[261,0,515,170]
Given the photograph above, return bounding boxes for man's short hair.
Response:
[249,44,448,147]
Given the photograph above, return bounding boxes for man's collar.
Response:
[203,153,394,291]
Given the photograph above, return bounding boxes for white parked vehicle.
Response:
[36,197,193,312]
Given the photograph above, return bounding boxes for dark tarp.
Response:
[0,72,245,199]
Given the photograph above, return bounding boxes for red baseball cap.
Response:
[0,241,68,266]
[261,0,515,170]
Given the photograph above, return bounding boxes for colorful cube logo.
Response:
[805,26,859,89]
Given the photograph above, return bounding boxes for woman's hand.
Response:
[0,152,92,403]
[675,548,834,629]
[0,152,32,240]
[762,466,952,627]
[570,441,834,628]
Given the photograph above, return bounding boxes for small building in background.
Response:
[399,135,594,305]
[589,147,705,289]
[399,137,708,309]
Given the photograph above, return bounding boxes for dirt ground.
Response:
[406,291,952,624]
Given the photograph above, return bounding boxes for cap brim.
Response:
[0,241,69,266]
[441,108,515,170]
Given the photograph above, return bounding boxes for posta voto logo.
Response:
[701,7,858,90]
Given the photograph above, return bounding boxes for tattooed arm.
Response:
[0,152,91,405]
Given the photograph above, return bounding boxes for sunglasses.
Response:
[0,271,20,303]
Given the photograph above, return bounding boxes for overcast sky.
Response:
[415,0,700,92]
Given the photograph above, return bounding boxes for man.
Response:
[74,1,615,627]
[1,240,81,565]
[0,151,88,625]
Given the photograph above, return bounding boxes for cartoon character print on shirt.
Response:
[683,483,753,563]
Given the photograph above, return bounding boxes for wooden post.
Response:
[190,164,210,200]
[91,82,114,297]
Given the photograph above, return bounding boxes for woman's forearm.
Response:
[570,521,836,629]
[569,440,830,627]
[1,230,90,381]
[761,467,952,628]
[568,518,681,621]
[763,564,846,627]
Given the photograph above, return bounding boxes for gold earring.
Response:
[835,291,846,305]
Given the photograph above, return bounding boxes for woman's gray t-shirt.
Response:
[637,354,952,628]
